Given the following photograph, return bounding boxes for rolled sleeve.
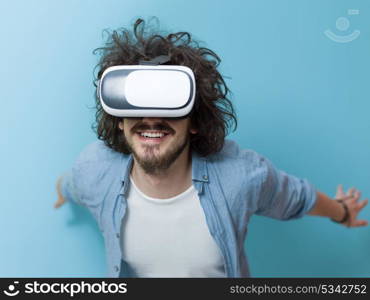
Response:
[60,169,84,206]
[256,157,317,220]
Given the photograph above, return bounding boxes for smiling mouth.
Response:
[136,130,171,142]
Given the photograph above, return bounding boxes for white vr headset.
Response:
[97,55,196,118]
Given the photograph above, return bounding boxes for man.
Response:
[55,19,368,278]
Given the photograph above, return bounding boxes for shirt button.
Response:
[203,175,208,180]
[116,233,120,238]
[114,265,119,272]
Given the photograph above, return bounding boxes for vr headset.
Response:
[97,55,195,118]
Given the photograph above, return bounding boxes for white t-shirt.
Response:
[120,176,226,277]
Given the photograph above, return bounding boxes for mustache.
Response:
[131,122,175,134]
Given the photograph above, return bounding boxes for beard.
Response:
[124,135,189,175]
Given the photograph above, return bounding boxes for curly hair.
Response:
[92,18,237,157]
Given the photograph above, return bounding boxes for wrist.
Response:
[331,199,350,224]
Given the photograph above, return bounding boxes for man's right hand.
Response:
[54,176,66,208]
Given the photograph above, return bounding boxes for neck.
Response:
[130,144,193,199]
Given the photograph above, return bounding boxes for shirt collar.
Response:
[120,154,133,196]
[191,150,209,183]
[119,151,209,197]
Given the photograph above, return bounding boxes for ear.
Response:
[118,121,124,131]
[189,127,198,134]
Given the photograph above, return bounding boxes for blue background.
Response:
[1,0,369,277]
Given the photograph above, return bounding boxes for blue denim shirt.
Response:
[60,139,317,277]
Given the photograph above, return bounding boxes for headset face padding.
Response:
[98,65,196,117]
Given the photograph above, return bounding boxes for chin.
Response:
[136,145,163,158]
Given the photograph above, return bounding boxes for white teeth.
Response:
[140,132,166,138]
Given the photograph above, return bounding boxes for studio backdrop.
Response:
[0,0,369,277]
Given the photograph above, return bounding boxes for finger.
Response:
[346,187,355,197]
[339,194,355,201]
[336,184,347,198]
[344,189,361,203]
[349,190,362,203]
[350,219,369,227]
[56,179,64,198]
[356,199,369,210]
[54,198,64,209]
[355,190,362,200]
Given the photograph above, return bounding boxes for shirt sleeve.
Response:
[255,156,317,220]
[60,169,85,207]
